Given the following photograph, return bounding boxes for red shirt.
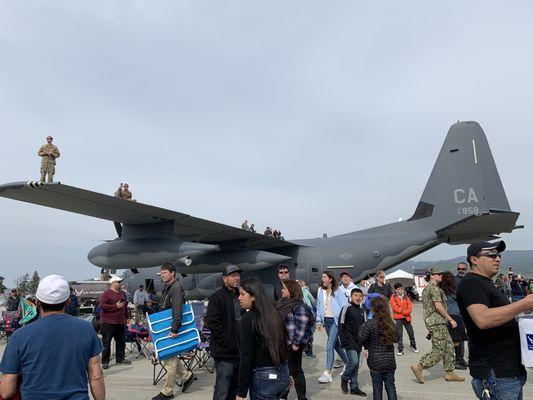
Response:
[99,289,130,324]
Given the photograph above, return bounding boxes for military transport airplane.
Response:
[0,121,522,298]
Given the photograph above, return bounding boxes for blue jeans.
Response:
[370,371,397,400]
[341,349,360,390]
[324,317,348,371]
[471,373,526,400]
[213,357,239,400]
[250,364,290,400]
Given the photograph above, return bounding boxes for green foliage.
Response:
[14,273,31,296]
[29,271,41,294]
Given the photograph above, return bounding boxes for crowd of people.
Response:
[1,240,532,400]
[240,220,285,240]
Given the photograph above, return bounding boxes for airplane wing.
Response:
[0,181,297,250]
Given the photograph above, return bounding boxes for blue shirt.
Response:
[0,313,103,400]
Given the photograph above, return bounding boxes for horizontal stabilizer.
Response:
[436,210,520,244]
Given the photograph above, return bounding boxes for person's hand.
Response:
[291,344,299,352]
[364,350,369,359]
[521,294,533,311]
[450,319,457,328]
[288,376,295,389]
[168,332,179,338]
[116,301,124,309]
[316,323,322,332]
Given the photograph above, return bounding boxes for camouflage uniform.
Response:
[114,186,133,200]
[38,143,60,183]
[419,283,455,371]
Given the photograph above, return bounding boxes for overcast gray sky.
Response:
[1,1,532,286]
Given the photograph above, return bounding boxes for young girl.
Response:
[236,277,290,400]
[316,271,349,383]
[358,296,398,400]
[277,279,313,400]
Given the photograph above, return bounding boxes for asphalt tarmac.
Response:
[1,303,532,399]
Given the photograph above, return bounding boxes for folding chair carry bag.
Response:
[518,314,533,367]
[147,303,200,361]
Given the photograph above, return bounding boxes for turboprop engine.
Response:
[87,238,219,268]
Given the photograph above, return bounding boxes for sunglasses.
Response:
[279,271,289,275]
[457,268,467,271]
[477,252,501,260]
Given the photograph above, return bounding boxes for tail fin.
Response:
[409,121,519,243]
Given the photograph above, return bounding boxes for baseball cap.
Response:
[223,265,242,276]
[339,271,352,278]
[109,276,124,283]
[36,274,70,304]
[426,267,442,275]
[467,241,506,259]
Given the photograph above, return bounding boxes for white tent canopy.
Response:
[386,269,415,287]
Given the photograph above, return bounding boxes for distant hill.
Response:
[390,250,533,277]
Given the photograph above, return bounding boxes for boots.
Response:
[444,370,465,382]
[410,363,424,384]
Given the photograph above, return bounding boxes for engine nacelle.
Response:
[87,238,219,268]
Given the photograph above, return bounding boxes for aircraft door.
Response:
[306,261,322,293]
[145,279,155,293]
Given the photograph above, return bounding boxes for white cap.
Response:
[36,275,70,304]
[109,276,123,284]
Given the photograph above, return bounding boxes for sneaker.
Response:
[397,350,404,356]
[116,359,132,365]
[152,393,174,400]
[318,371,332,383]
[102,363,109,370]
[410,345,419,353]
[341,378,349,393]
[455,363,468,370]
[333,359,345,369]
[350,388,367,396]
[181,373,196,393]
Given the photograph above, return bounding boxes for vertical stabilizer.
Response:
[411,121,511,229]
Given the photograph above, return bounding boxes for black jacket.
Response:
[207,286,242,359]
[6,296,20,312]
[161,279,185,333]
[358,318,396,372]
[273,279,283,302]
[338,303,365,351]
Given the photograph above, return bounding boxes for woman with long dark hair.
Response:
[316,271,349,384]
[358,296,398,400]
[277,280,313,400]
[439,271,468,369]
[236,277,290,400]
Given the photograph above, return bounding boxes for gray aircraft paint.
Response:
[0,122,520,299]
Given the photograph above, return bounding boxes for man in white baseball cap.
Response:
[99,275,131,369]
[0,274,105,400]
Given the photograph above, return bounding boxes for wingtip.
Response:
[0,180,62,193]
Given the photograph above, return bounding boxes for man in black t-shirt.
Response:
[457,241,533,400]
